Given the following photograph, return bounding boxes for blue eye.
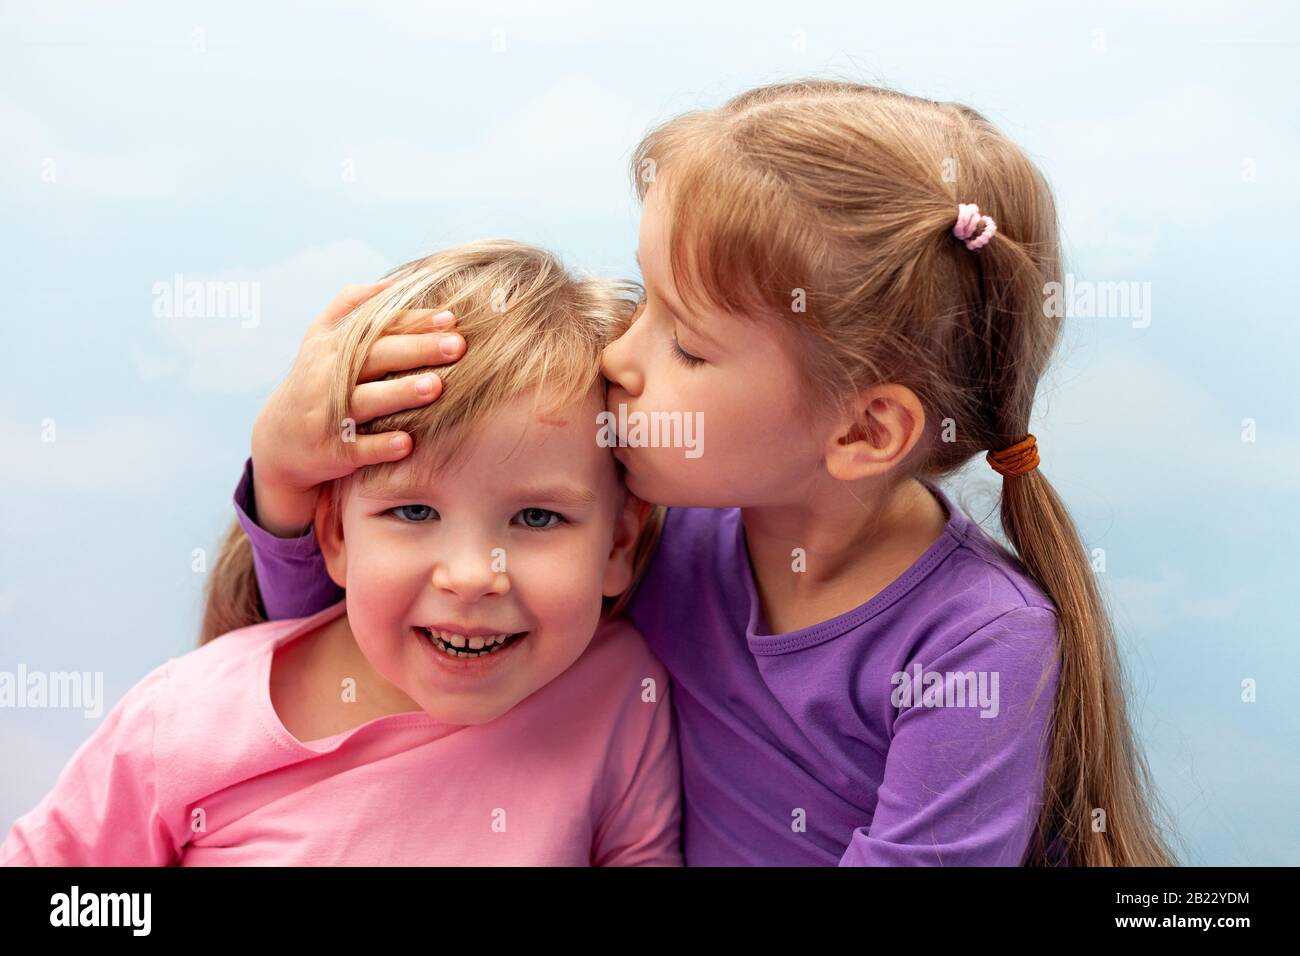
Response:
[387,504,437,522]
[670,333,705,368]
[514,508,565,530]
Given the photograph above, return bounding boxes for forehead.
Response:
[637,177,732,321]
[360,386,613,497]
[637,181,804,362]
[638,181,670,265]
[481,389,608,465]
[636,182,698,318]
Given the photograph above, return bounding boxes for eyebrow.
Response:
[511,484,599,507]
[359,480,598,508]
[635,249,720,347]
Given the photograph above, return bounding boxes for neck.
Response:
[319,610,423,717]
[740,475,949,634]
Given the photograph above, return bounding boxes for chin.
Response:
[623,465,705,509]
[620,461,672,508]
[619,456,648,496]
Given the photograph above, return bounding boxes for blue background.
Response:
[1,1,1297,864]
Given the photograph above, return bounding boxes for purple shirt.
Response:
[233,459,1062,866]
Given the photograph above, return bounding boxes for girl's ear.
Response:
[602,491,653,598]
[315,483,348,590]
[823,384,927,482]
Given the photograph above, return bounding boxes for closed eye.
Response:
[670,333,705,367]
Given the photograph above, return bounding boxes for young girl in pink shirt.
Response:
[225,81,1177,866]
[2,241,681,866]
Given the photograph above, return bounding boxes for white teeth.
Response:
[421,627,523,657]
[429,629,516,646]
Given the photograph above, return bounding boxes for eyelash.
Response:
[670,332,705,368]
[515,508,566,531]
[384,505,567,531]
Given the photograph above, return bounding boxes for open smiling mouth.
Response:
[414,627,529,659]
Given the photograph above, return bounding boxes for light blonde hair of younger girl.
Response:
[632,79,1179,867]
[200,240,662,644]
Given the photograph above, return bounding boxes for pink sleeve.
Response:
[592,668,683,867]
[1,665,180,867]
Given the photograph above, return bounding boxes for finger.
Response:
[314,278,397,330]
[359,328,464,382]
[350,373,443,423]
[342,431,416,468]
[385,308,457,334]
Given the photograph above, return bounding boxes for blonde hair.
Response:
[201,240,659,643]
[632,79,1178,866]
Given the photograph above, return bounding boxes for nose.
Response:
[430,541,511,602]
[600,310,646,397]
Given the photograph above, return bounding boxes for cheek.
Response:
[650,360,749,431]
[705,361,817,452]
[508,534,607,645]
[623,378,820,507]
[342,530,426,623]
[647,368,752,458]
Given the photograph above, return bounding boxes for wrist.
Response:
[251,470,319,538]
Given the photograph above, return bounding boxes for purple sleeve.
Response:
[233,457,344,621]
[839,606,1061,867]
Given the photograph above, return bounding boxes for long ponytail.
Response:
[1000,470,1177,865]
[962,189,1178,865]
[972,180,1178,866]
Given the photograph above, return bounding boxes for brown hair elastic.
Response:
[986,433,1039,477]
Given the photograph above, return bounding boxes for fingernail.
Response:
[390,434,408,451]
[431,310,454,326]
[415,375,435,396]
[439,334,461,357]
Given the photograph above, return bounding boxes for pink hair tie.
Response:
[953,202,997,251]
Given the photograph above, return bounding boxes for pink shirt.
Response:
[1,601,682,866]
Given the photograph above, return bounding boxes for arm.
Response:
[234,457,341,621]
[592,665,683,867]
[840,606,1061,867]
[1,667,178,866]
[235,282,466,620]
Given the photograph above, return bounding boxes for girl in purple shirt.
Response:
[227,80,1176,866]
